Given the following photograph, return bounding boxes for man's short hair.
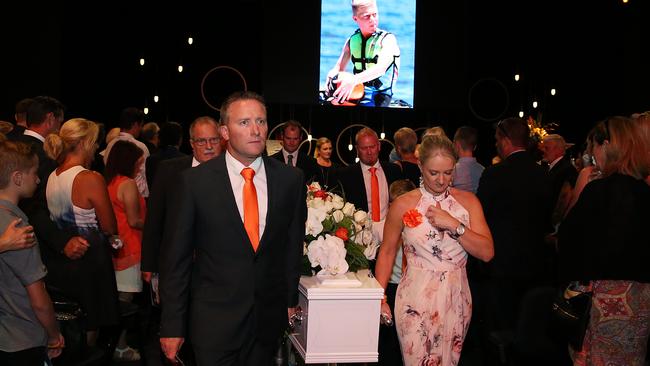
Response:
[355,127,378,144]
[15,98,34,123]
[454,126,479,151]
[26,96,65,127]
[189,116,220,139]
[282,120,302,137]
[119,107,145,130]
[0,141,37,189]
[496,118,530,148]
[394,127,417,154]
[141,122,160,142]
[542,134,572,150]
[219,91,266,125]
[158,122,183,147]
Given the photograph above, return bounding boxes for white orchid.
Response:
[363,241,380,260]
[307,234,349,276]
[306,207,327,236]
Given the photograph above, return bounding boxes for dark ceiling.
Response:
[1,0,647,159]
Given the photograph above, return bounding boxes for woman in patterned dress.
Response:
[559,116,650,365]
[375,135,494,365]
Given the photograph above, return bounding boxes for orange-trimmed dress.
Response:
[108,175,146,293]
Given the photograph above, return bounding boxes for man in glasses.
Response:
[141,117,222,364]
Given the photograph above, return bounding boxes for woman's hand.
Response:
[380,302,393,325]
[425,204,460,232]
[0,219,36,253]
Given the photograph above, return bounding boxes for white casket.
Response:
[288,269,383,364]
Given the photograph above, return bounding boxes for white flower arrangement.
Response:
[303,182,380,276]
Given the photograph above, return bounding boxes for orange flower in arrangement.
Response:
[403,209,423,228]
[335,227,349,241]
[313,190,328,199]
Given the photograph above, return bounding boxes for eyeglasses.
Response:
[496,119,510,139]
[191,137,220,146]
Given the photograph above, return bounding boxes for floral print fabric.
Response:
[395,188,471,366]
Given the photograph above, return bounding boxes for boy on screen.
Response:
[326,0,400,107]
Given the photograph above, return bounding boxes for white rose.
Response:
[331,194,345,210]
[306,207,327,236]
[342,202,355,217]
[332,210,345,223]
[353,210,368,225]
[303,242,308,255]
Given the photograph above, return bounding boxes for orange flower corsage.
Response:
[402,209,423,228]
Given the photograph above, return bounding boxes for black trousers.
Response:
[0,346,49,366]
[192,312,277,366]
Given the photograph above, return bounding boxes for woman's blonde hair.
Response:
[417,135,458,164]
[314,137,332,159]
[44,118,99,163]
[587,116,649,180]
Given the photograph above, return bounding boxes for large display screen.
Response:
[319,0,416,108]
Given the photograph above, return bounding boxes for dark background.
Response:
[1,0,647,164]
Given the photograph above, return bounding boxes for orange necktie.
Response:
[369,167,380,222]
[241,167,259,251]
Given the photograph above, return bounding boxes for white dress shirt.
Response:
[23,129,45,142]
[360,161,390,221]
[225,151,268,238]
[282,149,299,167]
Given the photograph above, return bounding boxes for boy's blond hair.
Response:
[389,179,416,202]
[351,0,376,15]
[0,141,37,189]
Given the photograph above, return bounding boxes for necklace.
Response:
[430,187,451,202]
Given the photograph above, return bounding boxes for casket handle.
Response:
[289,306,304,329]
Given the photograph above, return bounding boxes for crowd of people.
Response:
[0,92,648,366]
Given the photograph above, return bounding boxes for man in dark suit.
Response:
[141,116,222,282]
[145,121,186,189]
[541,134,578,226]
[9,96,90,263]
[159,92,306,365]
[337,127,402,217]
[269,120,318,182]
[141,116,221,365]
[337,127,402,366]
[5,98,33,140]
[476,117,554,333]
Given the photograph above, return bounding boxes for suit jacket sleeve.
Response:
[159,171,196,337]
[286,171,307,307]
[140,162,169,273]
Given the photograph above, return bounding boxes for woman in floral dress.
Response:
[376,135,494,365]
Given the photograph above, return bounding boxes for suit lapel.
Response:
[256,156,275,255]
